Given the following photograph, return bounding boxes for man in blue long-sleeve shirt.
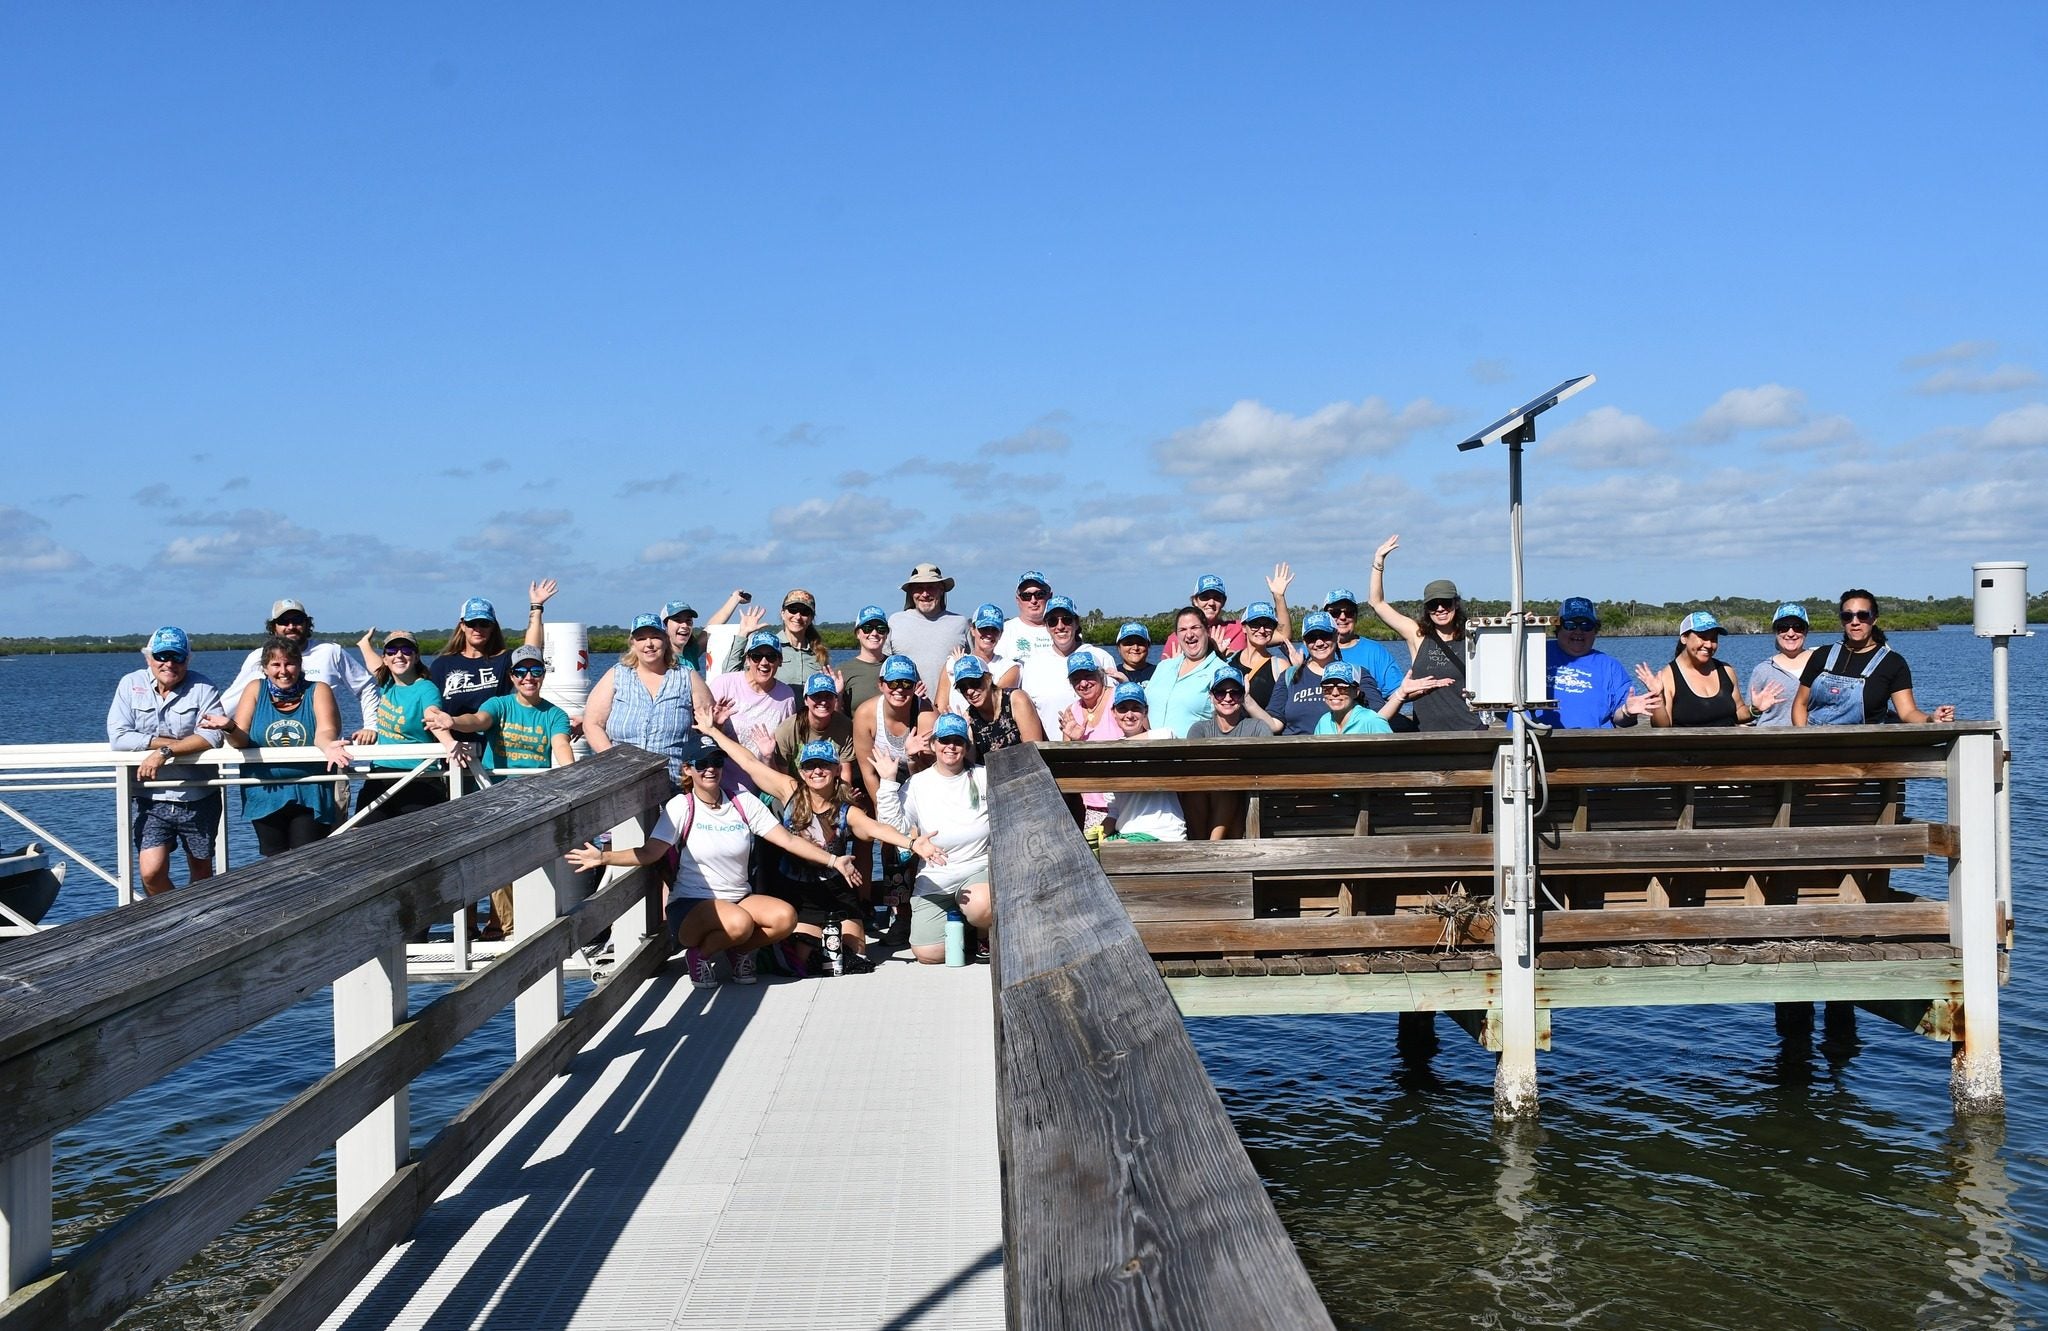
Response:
[107,627,227,895]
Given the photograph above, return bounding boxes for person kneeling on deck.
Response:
[1094,683,1188,846]
[698,726,946,974]
[875,712,993,964]
[566,735,859,989]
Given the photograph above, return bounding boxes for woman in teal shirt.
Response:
[1313,663,1394,735]
[222,636,351,856]
[353,629,461,827]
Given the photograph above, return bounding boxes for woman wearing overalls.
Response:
[1792,589,1955,726]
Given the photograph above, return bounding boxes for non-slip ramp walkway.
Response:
[319,958,1002,1331]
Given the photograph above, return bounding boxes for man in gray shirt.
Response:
[887,562,970,697]
[107,627,227,895]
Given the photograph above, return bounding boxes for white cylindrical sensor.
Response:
[1972,562,2028,638]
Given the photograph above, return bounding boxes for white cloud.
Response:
[1692,384,1807,440]
[1979,403,2048,450]
[768,493,921,544]
[158,509,321,569]
[1903,339,1998,369]
[0,507,86,574]
[1154,395,1454,495]
[474,509,573,553]
[1914,364,2041,396]
[980,413,1072,457]
[1764,413,1858,454]
[1538,406,1666,470]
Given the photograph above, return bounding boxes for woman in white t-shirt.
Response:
[567,735,858,989]
[875,712,993,964]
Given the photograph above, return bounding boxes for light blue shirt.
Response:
[1144,653,1226,738]
[107,666,226,803]
[1316,707,1392,735]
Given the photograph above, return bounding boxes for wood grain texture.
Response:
[0,748,668,1152]
[1107,874,1254,922]
[986,745,1333,1331]
[1537,901,1950,945]
[242,924,670,1331]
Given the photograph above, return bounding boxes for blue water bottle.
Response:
[944,908,966,967]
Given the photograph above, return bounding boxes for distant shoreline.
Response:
[6,593,2031,657]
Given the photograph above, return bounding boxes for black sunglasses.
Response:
[1841,609,1875,623]
[150,652,187,664]
[1560,619,1598,632]
[783,604,814,616]
[1424,599,1457,613]
[1017,589,1049,601]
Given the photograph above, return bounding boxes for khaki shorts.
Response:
[910,891,965,948]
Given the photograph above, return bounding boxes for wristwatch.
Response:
[156,743,174,761]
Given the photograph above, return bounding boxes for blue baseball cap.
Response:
[460,596,497,624]
[1679,611,1723,636]
[1066,650,1105,677]
[1045,595,1079,618]
[951,655,989,682]
[972,602,1005,630]
[1322,661,1361,688]
[1324,587,1358,609]
[744,629,784,655]
[1302,610,1337,637]
[1773,602,1810,626]
[1558,597,1600,628]
[1209,665,1246,693]
[1243,600,1279,626]
[803,671,838,697]
[1112,681,1150,708]
[1193,573,1226,597]
[932,712,970,742]
[1017,569,1050,591]
[798,739,840,766]
[856,604,890,629]
[660,599,695,622]
[630,613,662,633]
[1116,621,1151,643]
[146,626,189,660]
[880,653,919,683]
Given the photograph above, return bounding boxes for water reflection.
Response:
[1194,1009,2041,1329]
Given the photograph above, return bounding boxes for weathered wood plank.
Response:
[241,923,671,1331]
[1136,914,1492,954]
[987,745,1333,1331]
[0,868,656,1331]
[1537,957,1963,1009]
[0,749,668,1152]
[1108,874,1255,922]
[1537,901,1951,946]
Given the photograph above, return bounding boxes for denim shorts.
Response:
[133,792,222,861]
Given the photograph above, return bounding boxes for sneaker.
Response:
[729,948,759,985]
[684,946,718,989]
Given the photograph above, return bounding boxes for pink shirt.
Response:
[710,673,795,795]
[1065,699,1124,811]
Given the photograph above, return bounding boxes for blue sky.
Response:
[3,4,2044,635]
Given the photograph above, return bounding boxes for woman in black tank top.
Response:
[949,656,1046,760]
[1366,534,1480,730]
[1635,611,1782,727]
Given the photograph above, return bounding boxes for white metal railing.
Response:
[0,743,544,964]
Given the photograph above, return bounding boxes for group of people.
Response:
[106,552,1956,985]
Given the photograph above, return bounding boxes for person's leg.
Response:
[176,794,221,886]
[674,898,756,953]
[957,881,994,933]
[287,808,333,851]
[909,892,954,964]
[735,895,798,949]
[1181,792,1213,841]
[135,803,175,894]
[251,810,291,857]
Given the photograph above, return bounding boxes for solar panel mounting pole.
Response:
[1457,375,1595,1122]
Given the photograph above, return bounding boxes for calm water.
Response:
[3,631,2042,1327]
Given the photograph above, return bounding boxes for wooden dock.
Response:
[0,722,2012,1329]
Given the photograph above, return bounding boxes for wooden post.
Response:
[512,859,583,1055]
[113,763,134,906]
[1493,745,1539,1121]
[0,1139,51,1298]
[333,945,408,1225]
[448,761,471,972]
[1948,730,2003,1115]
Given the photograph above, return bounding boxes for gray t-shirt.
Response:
[1186,716,1271,739]
[1749,656,1804,727]
[887,609,970,697]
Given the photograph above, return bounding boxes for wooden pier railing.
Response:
[986,744,1335,1330]
[1031,724,2006,1119]
[0,745,671,1328]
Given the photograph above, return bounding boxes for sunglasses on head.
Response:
[1841,609,1875,623]
[511,665,545,678]
[151,652,186,664]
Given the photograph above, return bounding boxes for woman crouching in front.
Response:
[566,734,859,988]
[875,712,992,964]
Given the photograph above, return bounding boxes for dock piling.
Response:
[1949,730,2004,1115]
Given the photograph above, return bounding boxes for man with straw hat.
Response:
[888,561,969,696]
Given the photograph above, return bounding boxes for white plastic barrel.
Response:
[542,621,594,756]
[703,624,743,680]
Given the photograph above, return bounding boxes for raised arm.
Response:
[697,718,798,803]
[1240,692,1285,736]
[355,628,381,677]
[703,590,749,627]
[1367,535,1423,650]
[758,820,861,886]
[520,579,556,650]
[1267,563,1296,645]
[1634,663,1676,728]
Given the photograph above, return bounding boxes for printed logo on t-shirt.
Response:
[263,717,310,746]
[1552,663,1595,697]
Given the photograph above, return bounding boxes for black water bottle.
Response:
[821,915,844,977]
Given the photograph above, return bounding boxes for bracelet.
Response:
[529,603,543,611]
